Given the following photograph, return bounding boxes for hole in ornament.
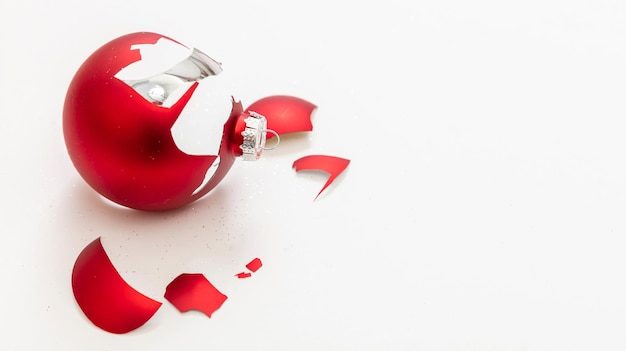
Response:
[115,37,222,108]
[192,156,220,196]
[114,34,232,184]
[171,76,232,156]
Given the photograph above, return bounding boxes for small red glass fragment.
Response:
[245,258,263,272]
[244,95,316,139]
[71,237,162,334]
[235,272,252,279]
[164,273,227,318]
[293,155,351,199]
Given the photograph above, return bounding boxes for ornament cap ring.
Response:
[261,129,280,150]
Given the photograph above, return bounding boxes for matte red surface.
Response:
[63,32,243,211]
[244,95,316,139]
[71,238,162,334]
[245,258,263,272]
[164,273,228,318]
[293,155,351,199]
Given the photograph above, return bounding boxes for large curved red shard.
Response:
[293,155,351,200]
[71,238,162,334]
[164,273,227,318]
[244,95,316,139]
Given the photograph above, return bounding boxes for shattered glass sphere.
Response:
[63,32,256,211]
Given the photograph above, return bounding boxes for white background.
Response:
[2,0,626,350]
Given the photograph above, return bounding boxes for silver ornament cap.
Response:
[240,112,278,161]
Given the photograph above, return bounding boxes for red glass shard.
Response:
[71,237,162,334]
[164,273,227,318]
[244,95,316,139]
[293,155,351,200]
[245,258,263,272]
[235,272,252,279]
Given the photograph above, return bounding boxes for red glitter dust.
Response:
[164,273,227,318]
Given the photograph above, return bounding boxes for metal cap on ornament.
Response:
[238,112,280,161]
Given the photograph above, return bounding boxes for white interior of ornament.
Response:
[115,38,197,107]
[114,37,234,194]
[171,74,232,156]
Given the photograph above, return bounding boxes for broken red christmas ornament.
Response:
[293,155,351,199]
[235,272,252,279]
[63,32,312,211]
[164,273,228,318]
[72,237,162,334]
[244,95,316,139]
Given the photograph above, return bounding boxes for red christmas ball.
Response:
[63,32,265,210]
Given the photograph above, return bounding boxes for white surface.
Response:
[2,0,626,350]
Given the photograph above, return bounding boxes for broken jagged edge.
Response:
[244,95,316,139]
[71,237,162,334]
[164,273,228,318]
[293,155,351,200]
